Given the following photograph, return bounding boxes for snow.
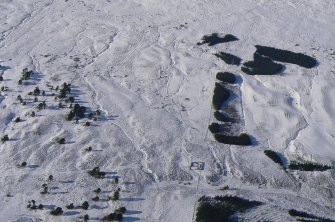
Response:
[1,0,335,221]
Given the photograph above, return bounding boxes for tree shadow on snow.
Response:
[123,216,141,222]
[120,197,145,202]
[63,211,80,216]
[126,210,142,215]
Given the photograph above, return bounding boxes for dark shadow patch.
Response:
[50,191,69,195]
[214,52,242,66]
[213,133,252,146]
[91,204,108,210]
[60,180,75,184]
[256,45,317,68]
[120,197,145,202]
[197,33,239,46]
[0,65,11,73]
[42,204,56,210]
[214,111,236,123]
[126,210,142,215]
[27,164,39,169]
[216,72,236,84]
[63,211,80,216]
[196,195,262,222]
[241,53,284,75]
[123,181,136,185]
[122,216,141,222]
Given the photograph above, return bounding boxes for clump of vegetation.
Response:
[92,196,99,201]
[255,45,317,68]
[208,123,222,134]
[27,200,43,211]
[213,196,262,211]
[214,52,242,65]
[58,82,71,99]
[17,95,23,103]
[83,214,89,222]
[113,177,119,184]
[241,53,284,75]
[21,68,33,80]
[216,72,236,84]
[84,146,92,152]
[57,137,66,144]
[288,161,331,171]
[110,190,120,201]
[81,201,89,210]
[66,203,75,209]
[196,195,262,222]
[212,83,230,110]
[1,134,9,142]
[88,167,106,179]
[17,161,27,168]
[102,212,123,221]
[33,87,40,96]
[41,183,48,194]
[197,33,239,46]
[14,117,21,123]
[50,207,63,216]
[37,101,47,110]
[264,150,285,167]
[94,188,101,194]
[214,133,252,146]
[66,103,86,121]
[115,207,127,214]
[288,209,333,222]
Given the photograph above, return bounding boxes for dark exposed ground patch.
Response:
[241,53,284,75]
[196,195,262,222]
[256,45,317,68]
[216,72,236,84]
[197,33,238,46]
[212,83,230,110]
[214,52,242,66]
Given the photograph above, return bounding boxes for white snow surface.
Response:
[1,0,335,221]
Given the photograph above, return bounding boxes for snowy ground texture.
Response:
[1,0,335,221]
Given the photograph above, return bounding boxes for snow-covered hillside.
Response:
[1,0,335,221]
